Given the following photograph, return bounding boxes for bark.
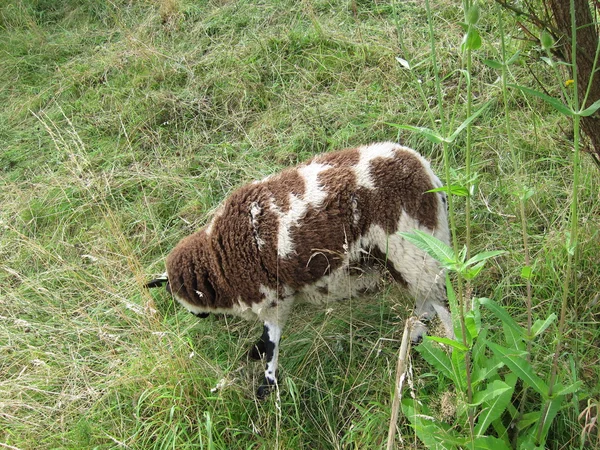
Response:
[547,0,600,163]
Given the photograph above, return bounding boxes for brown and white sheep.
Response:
[146,142,453,398]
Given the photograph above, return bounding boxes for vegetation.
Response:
[1,0,598,448]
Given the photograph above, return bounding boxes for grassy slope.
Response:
[1,0,599,448]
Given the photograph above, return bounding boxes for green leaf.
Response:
[540,56,554,67]
[540,30,554,51]
[520,265,533,280]
[471,354,503,386]
[566,230,577,256]
[462,28,482,51]
[538,396,565,443]
[507,50,521,65]
[448,99,494,142]
[466,250,505,267]
[483,52,521,69]
[451,344,468,392]
[464,261,485,280]
[530,313,556,337]
[520,186,535,201]
[471,326,489,368]
[399,230,456,266]
[487,342,549,396]
[503,320,526,351]
[385,123,446,144]
[474,381,514,436]
[517,433,542,450]
[426,335,469,351]
[483,59,503,69]
[416,340,454,381]
[518,411,541,431]
[464,308,481,342]
[473,436,512,450]
[479,298,525,339]
[579,98,600,117]
[466,4,480,25]
[472,380,511,406]
[428,185,470,197]
[553,380,583,397]
[508,84,574,116]
[402,399,462,448]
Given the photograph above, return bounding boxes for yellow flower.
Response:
[565,79,575,87]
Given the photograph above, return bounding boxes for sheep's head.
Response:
[161,231,220,316]
[145,275,210,319]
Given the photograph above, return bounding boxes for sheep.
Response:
[146,142,453,398]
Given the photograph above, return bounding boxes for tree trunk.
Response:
[547,0,600,163]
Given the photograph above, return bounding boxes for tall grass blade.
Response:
[448,100,494,142]
[385,123,446,144]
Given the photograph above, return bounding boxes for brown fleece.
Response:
[165,144,440,309]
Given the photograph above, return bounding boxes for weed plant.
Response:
[1,0,599,449]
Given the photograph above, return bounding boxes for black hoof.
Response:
[256,384,272,399]
[256,379,275,399]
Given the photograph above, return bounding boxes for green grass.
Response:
[1,0,599,448]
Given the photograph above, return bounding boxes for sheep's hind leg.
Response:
[374,233,453,343]
[256,321,282,399]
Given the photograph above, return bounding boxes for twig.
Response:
[494,0,560,36]
[386,317,413,450]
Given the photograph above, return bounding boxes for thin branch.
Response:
[494,0,561,36]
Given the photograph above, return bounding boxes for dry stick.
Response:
[386,317,413,450]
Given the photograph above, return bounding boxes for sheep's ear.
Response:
[145,278,167,288]
[145,273,168,289]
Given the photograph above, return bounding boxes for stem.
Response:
[462,0,476,441]
[498,5,534,437]
[425,0,473,440]
[464,5,473,267]
[537,0,581,442]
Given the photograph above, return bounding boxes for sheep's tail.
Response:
[145,272,168,289]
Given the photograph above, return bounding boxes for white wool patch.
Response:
[298,265,381,306]
[282,194,306,257]
[354,142,397,189]
[205,205,225,235]
[249,201,265,250]
[298,163,331,206]
[253,285,295,324]
[360,212,447,321]
[273,163,331,259]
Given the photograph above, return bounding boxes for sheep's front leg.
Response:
[256,321,281,399]
[248,325,269,360]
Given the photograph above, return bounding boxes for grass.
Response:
[1,0,599,448]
